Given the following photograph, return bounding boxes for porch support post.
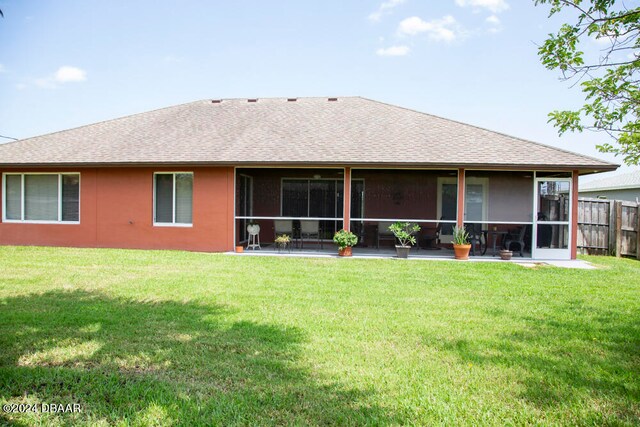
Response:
[343,167,352,231]
[229,166,236,251]
[457,168,465,227]
[570,169,579,260]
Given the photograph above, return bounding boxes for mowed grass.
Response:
[0,247,638,426]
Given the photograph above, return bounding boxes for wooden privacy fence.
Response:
[577,197,640,258]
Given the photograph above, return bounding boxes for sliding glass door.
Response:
[281,178,344,239]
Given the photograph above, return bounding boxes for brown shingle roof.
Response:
[0,97,618,170]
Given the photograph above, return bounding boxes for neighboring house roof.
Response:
[580,170,640,192]
[0,97,618,171]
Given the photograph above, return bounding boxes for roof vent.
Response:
[211,99,222,103]
[328,97,338,102]
[287,98,297,102]
[247,99,258,103]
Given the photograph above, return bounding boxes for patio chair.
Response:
[504,225,527,257]
[274,220,294,247]
[422,220,442,249]
[465,223,484,256]
[300,220,322,249]
[376,221,397,249]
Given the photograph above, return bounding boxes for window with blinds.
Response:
[154,173,193,225]
[2,173,80,223]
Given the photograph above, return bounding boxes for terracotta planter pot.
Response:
[395,245,411,259]
[453,244,471,260]
[338,247,352,257]
[235,246,244,253]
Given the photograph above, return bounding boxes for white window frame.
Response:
[153,172,194,227]
[2,172,81,224]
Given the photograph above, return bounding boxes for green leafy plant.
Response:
[452,226,470,246]
[388,222,421,247]
[535,0,640,166]
[274,234,291,245]
[333,229,358,249]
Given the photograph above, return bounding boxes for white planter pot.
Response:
[247,224,260,235]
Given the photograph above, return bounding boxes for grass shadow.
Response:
[0,290,397,425]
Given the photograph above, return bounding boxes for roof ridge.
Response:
[358,96,619,168]
[212,96,359,102]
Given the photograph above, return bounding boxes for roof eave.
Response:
[0,161,620,172]
[580,184,640,192]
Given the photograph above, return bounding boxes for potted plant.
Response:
[388,222,421,258]
[333,229,358,256]
[452,225,471,260]
[274,234,291,253]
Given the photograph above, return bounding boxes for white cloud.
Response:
[0,64,5,73]
[376,45,411,56]
[16,83,27,91]
[485,14,502,33]
[398,15,460,42]
[486,15,500,25]
[34,66,87,89]
[54,66,87,83]
[368,0,405,22]
[455,0,509,13]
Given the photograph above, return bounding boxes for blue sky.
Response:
[0,0,632,175]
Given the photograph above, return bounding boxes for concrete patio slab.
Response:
[228,247,598,269]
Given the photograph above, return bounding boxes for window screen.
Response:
[62,175,80,221]
[175,173,193,224]
[5,175,22,220]
[24,175,59,221]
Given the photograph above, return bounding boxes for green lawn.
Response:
[0,247,638,426]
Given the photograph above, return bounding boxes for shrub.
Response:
[388,222,421,247]
[333,229,358,249]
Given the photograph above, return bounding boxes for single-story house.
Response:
[579,170,640,202]
[0,97,618,259]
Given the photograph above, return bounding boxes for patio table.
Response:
[482,230,508,256]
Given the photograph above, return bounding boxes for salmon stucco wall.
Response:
[0,166,235,252]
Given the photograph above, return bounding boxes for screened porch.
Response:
[235,168,347,248]
[235,168,574,259]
